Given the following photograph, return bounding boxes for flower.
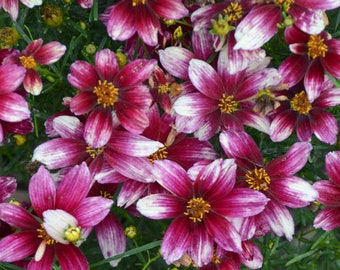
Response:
[67,48,156,134]
[314,151,340,231]
[172,50,280,140]
[137,159,268,266]
[0,176,17,238]
[220,129,318,240]
[269,77,340,144]
[0,162,113,269]
[0,64,31,143]
[100,0,189,46]
[2,39,66,95]
[0,0,42,20]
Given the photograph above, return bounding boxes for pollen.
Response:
[64,226,81,243]
[218,94,238,114]
[19,55,37,69]
[148,146,168,162]
[86,145,104,158]
[245,167,271,191]
[100,190,113,199]
[223,2,243,24]
[37,224,56,245]
[132,0,146,7]
[290,91,312,115]
[184,197,211,222]
[307,35,328,59]
[93,80,119,108]
[157,83,170,94]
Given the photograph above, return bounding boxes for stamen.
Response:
[37,224,56,245]
[148,146,168,162]
[19,55,37,69]
[100,190,113,199]
[274,0,294,12]
[157,83,170,94]
[184,197,211,222]
[245,167,271,191]
[64,226,82,243]
[93,80,119,108]
[86,145,104,159]
[290,91,312,115]
[307,35,328,59]
[223,2,243,24]
[218,94,238,114]
[132,0,146,7]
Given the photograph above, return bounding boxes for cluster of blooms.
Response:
[1,0,340,269]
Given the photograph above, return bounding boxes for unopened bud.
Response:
[41,4,64,28]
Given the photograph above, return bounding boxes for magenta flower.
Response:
[279,25,340,88]
[67,48,156,134]
[220,130,318,240]
[3,39,66,95]
[0,162,113,269]
[137,159,268,266]
[314,151,340,231]
[0,0,42,20]
[0,176,17,238]
[0,64,31,143]
[269,77,340,144]
[100,0,188,46]
[172,49,280,140]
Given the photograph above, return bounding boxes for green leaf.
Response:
[285,249,317,266]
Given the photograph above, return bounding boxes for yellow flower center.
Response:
[99,190,113,199]
[173,26,183,42]
[211,15,235,38]
[184,197,211,222]
[86,145,104,158]
[274,0,294,12]
[132,0,146,7]
[93,80,119,108]
[148,146,168,162]
[124,225,137,239]
[158,83,171,94]
[218,94,238,114]
[307,35,328,59]
[223,2,243,24]
[245,167,271,191]
[290,91,312,115]
[37,224,56,245]
[19,55,37,69]
[64,226,81,243]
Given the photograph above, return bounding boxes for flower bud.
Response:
[41,4,64,28]
[0,27,19,48]
[124,225,137,239]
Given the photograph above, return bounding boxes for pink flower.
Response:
[100,0,188,46]
[269,77,340,144]
[314,151,340,231]
[0,0,42,20]
[3,39,66,95]
[0,176,17,238]
[0,64,31,143]
[67,49,156,134]
[220,130,318,240]
[172,49,280,140]
[137,159,268,266]
[0,162,113,269]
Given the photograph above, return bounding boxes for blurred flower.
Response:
[220,130,318,240]
[0,176,17,238]
[137,159,268,267]
[314,151,340,231]
[3,39,66,95]
[67,48,156,134]
[0,162,113,269]
[100,0,189,46]
[0,0,42,20]
[0,27,19,48]
[40,4,64,27]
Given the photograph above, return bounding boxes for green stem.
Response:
[141,252,161,270]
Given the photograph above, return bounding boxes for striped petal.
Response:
[325,151,340,187]
[314,208,340,231]
[313,180,340,207]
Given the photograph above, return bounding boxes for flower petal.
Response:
[313,180,340,207]
[0,64,26,93]
[310,109,338,144]
[94,49,119,81]
[67,60,99,90]
[325,151,340,186]
[34,41,66,65]
[0,92,30,122]
[56,243,89,270]
[0,176,17,201]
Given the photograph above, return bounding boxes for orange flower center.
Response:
[37,224,56,245]
[307,35,328,59]
[148,146,168,162]
[132,0,146,7]
[245,167,271,191]
[223,1,243,24]
[290,91,312,115]
[93,80,119,108]
[86,145,104,158]
[19,55,37,69]
[184,197,211,222]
